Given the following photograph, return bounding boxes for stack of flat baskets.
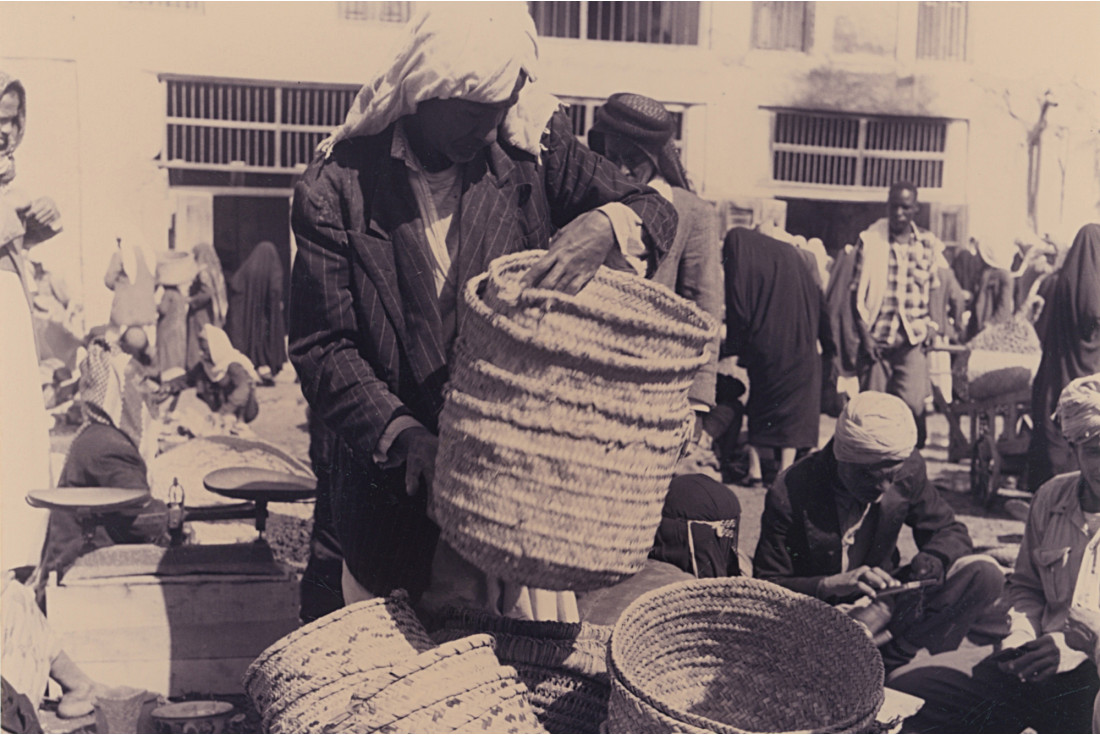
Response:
[431,607,614,734]
[432,251,719,590]
[606,578,885,733]
[244,592,435,733]
[244,591,545,734]
[333,635,544,734]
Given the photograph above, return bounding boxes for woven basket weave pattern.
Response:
[430,608,613,734]
[607,578,884,734]
[243,592,433,730]
[338,635,544,734]
[433,251,718,590]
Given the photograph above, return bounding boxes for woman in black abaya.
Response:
[722,227,834,483]
[225,241,286,381]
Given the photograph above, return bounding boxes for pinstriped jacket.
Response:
[288,111,677,594]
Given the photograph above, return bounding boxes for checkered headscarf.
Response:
[79,338,145,450]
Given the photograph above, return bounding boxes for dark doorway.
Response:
[213,196,292,333]
[781,198,931,256]
[213,195,292,297]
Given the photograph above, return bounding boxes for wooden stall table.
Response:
[34,485,301,698]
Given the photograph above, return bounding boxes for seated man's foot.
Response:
[57,682,107,719]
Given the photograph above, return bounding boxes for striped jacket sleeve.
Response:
[288,160,409,462]
[539,111,678,264]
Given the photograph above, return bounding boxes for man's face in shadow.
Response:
[888,187,918,236]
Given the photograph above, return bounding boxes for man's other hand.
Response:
[909,552,945,584]
[391,425,438,499]
[23,197,60,228]
[998,634,1062,683]
[819,565,900,599]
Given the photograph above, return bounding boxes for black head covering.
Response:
[650,474,741,577]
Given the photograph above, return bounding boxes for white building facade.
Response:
[2,1,1098,329]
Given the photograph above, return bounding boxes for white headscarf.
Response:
[1057,373,1100,446]
[833,392,918,464]
[201,324,258,383]
[317,2,560,159]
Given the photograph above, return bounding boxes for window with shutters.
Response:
[752,1,813,52]
[916,1,967,61]
[769,109,949,190]
[338,1,412,22]
[529,1,701,45]
[161,76,361,174]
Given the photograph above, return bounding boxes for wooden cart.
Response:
[930,346,1033,508]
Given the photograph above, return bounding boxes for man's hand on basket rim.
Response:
[521,210,622,296]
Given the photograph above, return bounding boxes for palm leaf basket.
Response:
[330,635,546,734]
[432,251,719,590]
[606,578,885,734]
[430,606,614,733]
[243,591,433,732]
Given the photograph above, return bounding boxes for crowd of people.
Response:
[3,4,1100,732]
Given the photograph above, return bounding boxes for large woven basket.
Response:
[244,591,434,732]
[430,607,613,734]
[606,578,884,734]
[432,251,719,590]
[330,635,547,734]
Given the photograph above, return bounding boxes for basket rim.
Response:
[244,590,421,684]
[486,250,718,339]
[607,578,885,734]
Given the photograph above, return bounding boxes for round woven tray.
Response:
[243,591,433,730]
[606,578,884,734]
[335,635,546,734]
[430,607,613,734]
[433,251,718,590]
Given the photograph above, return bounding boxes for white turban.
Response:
[833,392,918,464]
[1056,373,1100,446]
[318,2,560,159]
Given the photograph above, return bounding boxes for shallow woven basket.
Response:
[244,591,433,731]
[606,578,884,734]
[430,607,613,734]
[432,251,718,590]
[330,635,547,734]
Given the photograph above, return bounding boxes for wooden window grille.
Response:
[338,1,412,23]
[529,1,700,45]
[770,110,948,189]
[916,1,967,61]
[752,1,812,51]
[163,77,360,173]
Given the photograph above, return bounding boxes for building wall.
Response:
[3,1,1098,326]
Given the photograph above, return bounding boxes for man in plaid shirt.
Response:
[851,182,945,446]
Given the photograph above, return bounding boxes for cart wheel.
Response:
[971,435,1002,508]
